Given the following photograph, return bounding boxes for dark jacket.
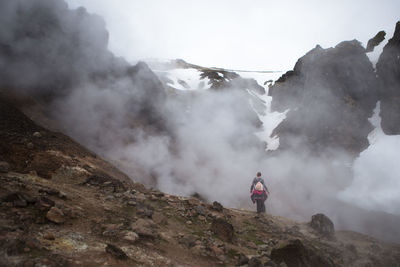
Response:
[250,177,269,193]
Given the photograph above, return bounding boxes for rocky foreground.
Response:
[1,98,400,267]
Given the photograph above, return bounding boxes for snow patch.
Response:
[157,68,211,90]
[249,89,288,151]
[242,71,287,151]
[237,71,282,87]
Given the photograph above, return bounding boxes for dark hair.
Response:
[257,172,261,177]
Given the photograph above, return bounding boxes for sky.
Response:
[65,0,400,71]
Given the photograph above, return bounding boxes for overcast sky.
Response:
[65,0,399,71]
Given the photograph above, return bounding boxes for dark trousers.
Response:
[256,199,266,213]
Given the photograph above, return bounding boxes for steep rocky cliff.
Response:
[269,40,379,156]
[376,21,400,135]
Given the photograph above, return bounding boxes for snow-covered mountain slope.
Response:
[147,59,286,151]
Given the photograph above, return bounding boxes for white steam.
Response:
[339,102,400,215]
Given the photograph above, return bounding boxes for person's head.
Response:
[257,172,261,177]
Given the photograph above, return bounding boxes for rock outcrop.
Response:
[269,40,379,156]
[376,21,400,135]
[366,31,386,52]
[270,239,336,267]
[309,213,335,239]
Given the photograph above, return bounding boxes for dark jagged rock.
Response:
[269,40,379,156]
[270,239,335,267]
[0,161,10,173]
[105,243,128,260]
[237,253,249,266]
[81,174,126,193]
[366,31,386,52]
[376,21,400,134]
[309,213,335,238]
[248,257,262,267]
[212,201,224,212]
[2,192,36,207]
[46,207,66,224]
[210,218,234,243]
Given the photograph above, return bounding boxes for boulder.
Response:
[46,207,66,224]
[194,205,207,216]
[105,243,128,260]
[210,218,234,243]
[36,196,55,211]
[178,234,197,248]
[33,131,42,138]
[122,231,139,243]
[212,201,224,212]
[43,233,56,240]
[0,161,10,173]
[270,239,335,267]
[131,218,157,238]
[210,244,224,257]
[136,202,153,218]
[2,192,36,207]
[309,213,335,238]
[237,253,249,266]
[248,257,262,267]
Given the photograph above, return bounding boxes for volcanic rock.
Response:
[309,213,335,238]
[248,257,262,267]
[366,31,386,52]
[376,21,400,134]
[2,192,36,207]
[122,231,139,243]
[131,218,157,238]
[269,40,379,156]
[46,207,66,224]
[270,239,335,267]
[237,253,249,266]
[212,201,224,212]
[210,218,234,243]
[105,243,128,260]
[0,161,10,173]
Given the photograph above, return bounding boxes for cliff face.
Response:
[377,21,400,135]
[269,40,379,156]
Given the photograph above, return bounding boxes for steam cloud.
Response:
[1,0,400,243]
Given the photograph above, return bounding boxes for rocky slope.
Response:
[1,98,400,266]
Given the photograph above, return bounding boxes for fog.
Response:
[1,0,400,242]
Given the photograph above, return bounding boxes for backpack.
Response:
[255,181,264,191]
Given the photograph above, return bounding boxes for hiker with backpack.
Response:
[250,172,270,213]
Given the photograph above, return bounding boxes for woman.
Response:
[250,172,269,213]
